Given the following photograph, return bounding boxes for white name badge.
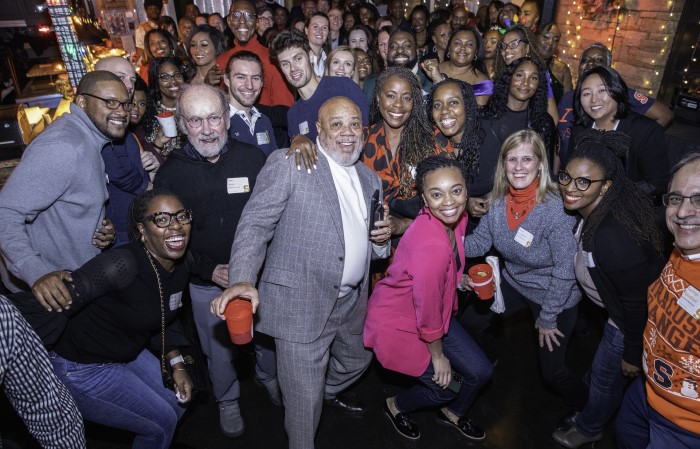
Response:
[227,177,250,194]
[169,291,182,311]
[256,131,270,145]
[514,227,534,248]
[678,285,700,319]
[299,121,309,135]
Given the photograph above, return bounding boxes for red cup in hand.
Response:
[224,299,253,345]
[468,264,494,300]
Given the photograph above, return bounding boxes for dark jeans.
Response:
[461,280,587,409]
[616,377,700,449]
[394,317,492,418]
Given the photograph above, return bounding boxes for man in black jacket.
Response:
[154,84,275,438]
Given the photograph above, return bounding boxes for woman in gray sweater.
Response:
[463,129,586,409]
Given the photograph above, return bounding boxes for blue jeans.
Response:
[616,377,700,449]
[49,349,186,449]
[395,317,492,417]
[576,321,627,435]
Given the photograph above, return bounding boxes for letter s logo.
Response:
[653,359,674,389]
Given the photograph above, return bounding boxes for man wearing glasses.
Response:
[0,71,122,311]
[153,84,268,438]
[616,152,700,448]
[217,0,293,107]
[255,6,274,45]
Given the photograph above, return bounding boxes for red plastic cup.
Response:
[224,299,253,345]
[468,264,494,300]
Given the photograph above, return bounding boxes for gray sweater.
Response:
[464,192,581,329]
[0,103,108,286]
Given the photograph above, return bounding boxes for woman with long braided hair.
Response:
[553,129,664,448]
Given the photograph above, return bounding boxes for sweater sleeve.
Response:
[409,239,452,343]
[594,226,658,367]
[536,204,579,329]
[464,205,495,258]
[102,141,149,194]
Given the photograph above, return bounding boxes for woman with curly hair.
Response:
[494,25,558,122]
[463,129,586,411]
[422,26,493,106]
[141,57,187,161]
[364,67,439,236]
[481,56,557,188]
[552,130,664,448]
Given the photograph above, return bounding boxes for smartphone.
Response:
[447,370,463,394]
[368,190,384,234]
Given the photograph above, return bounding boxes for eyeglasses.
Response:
[231,11,256,22]
[558,171,607,192]
[158,72,185,82]
[498,38,528,51]
[662,193,700,208]
[143,209,193,228]
[183,113,225,128]
[259,15,273,22]
[81,93,133,111]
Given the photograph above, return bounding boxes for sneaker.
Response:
[436,410,486,441]
[552,425,603,448]
[254,377,283,407]
[219,400,244,437]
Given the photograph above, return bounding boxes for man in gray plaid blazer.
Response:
[212,97,392,449]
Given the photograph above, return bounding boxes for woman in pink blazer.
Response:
[364,155,492,442]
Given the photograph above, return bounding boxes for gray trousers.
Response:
[275,289,372,449]
[189,283,276,403]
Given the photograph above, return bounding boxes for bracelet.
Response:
[169,355,184,367]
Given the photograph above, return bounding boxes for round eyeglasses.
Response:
[143,209,193,228]
[558,171,607,192]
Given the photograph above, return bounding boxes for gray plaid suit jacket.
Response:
[228,149,385,343]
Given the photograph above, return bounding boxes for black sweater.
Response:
[154,141,266,285]
[582,212,664,367]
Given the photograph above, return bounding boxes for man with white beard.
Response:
[153,84,268,438]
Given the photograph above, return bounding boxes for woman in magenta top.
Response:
[364,155,492,442]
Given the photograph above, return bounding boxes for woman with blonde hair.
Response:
[325,45,359,84]
[463,129,587,411]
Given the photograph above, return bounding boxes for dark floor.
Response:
[2,302,621,449]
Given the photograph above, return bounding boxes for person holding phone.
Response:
[364,155,492,442]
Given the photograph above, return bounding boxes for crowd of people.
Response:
[0,1,697,449]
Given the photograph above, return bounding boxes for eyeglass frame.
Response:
[158,72,185,83]
[80,93,134,112]
[498,38,528,51]
[557,171,607,192]
[182,112,226,129]
[231,11,256,22]
[143,209,193,228]
[662,193,700,208]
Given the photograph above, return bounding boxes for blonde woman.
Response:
[325,45,359,84]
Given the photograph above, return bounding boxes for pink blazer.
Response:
[364,207,467,377]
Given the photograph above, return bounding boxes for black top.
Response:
[53,242,190,364]
[571,111,669,200]
[154,140,266,285]
[582,212,664,367]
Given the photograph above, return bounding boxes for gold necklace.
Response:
[143,246,166,379]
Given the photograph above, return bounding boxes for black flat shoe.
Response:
[436,410,485,441]
[384,401,420,440]
[324,395,365,415]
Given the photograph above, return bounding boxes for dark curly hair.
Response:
[370,67,436,199]
[269,29,311,59]
[143,57,187,141]
[415,154,469,207]
[567,129,663,254]
[483,56,556,161]
[428,78,484,181]
[573,65,630,128]
[444,26,489,77]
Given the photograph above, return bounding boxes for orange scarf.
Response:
[506,180,538,231]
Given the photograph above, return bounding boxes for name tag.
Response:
[169,292,182,311]
[299,121,309,135]
[256,131,270,145]
[678,285,700,319]
[227,177,250,194]
[514,227,534,248]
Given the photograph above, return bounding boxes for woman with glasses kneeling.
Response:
[552,129,664,448]
[463,129,586,410]
[364,155,492,442]
[12,189,212,449]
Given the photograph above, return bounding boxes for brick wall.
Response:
[554,0,684,96]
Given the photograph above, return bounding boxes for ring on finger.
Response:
[295,148,301,154]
